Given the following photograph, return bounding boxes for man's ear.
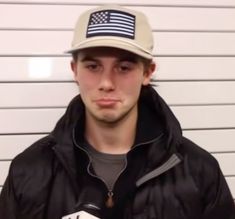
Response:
[70,60,80,85]
[70,60,77,75]
[142,62,156,85]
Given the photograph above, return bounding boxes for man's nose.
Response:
[98,70,115,91]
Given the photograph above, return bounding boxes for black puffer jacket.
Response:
[0,86,235,219]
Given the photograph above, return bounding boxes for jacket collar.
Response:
[139,86,182,147]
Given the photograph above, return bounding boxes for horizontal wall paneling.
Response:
[1,106,235,134]
[1,5,235,31]
[1,0,235,7]
[1,82,235,108]
[1,31,235,55]
[1,57,235,81]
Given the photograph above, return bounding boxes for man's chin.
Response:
[87,104,137,125]
[96,114,120,124]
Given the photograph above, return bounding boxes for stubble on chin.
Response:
[86,104,138,126]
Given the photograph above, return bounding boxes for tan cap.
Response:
[67,5,154,59]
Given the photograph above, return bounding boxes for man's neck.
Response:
[85,108,138,154]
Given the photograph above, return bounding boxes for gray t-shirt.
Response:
[84,142,126,191]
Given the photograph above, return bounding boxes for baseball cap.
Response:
[67,5,154,59]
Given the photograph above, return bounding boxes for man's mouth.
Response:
[94,98,120,107]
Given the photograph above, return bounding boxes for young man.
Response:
[0,5,235,219]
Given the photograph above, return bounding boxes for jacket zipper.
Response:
[105,133,165,207]
[72,131,116,207]
[72,131,165,208]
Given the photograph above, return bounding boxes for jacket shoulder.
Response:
[180,136,219,168]
[9,135,57,195]
[179,138,235,217]
[12,135,56,168]
[179,137,226,197]
[1,136,58,215]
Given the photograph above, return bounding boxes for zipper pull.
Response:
[106,191,114,208]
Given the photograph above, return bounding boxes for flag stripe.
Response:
[88,23,134,30]
[87,30,134,36]
[109,19,135,26]
[88,26,134,33]
[110,16,135,23]
[110,12,135,20]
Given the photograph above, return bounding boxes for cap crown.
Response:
[68,5,154,59]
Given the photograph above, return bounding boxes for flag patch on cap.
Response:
[86,10,135,39]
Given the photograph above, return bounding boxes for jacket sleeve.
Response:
[202,161,235,219]
[0,166,18,219]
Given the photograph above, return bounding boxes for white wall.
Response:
[0,0,235,200]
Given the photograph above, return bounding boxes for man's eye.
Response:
[85,63,100,71]
[118,63,133,72]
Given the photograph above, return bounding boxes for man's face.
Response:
[71,47,154,125]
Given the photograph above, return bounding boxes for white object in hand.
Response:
[62,210,100,219]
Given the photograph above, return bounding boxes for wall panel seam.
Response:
[1,2,235,8]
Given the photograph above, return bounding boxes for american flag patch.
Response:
[86,10,135,39]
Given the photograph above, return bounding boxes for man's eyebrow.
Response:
[79,55,139,63]
[80,56,98,62]
[119,56,139,63]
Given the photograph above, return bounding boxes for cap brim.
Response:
[65,38,153,60]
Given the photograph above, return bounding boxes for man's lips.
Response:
[94,98,120,107]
